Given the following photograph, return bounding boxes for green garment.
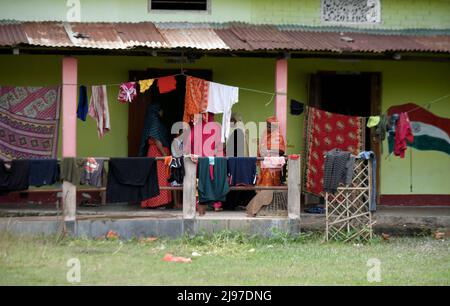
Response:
[60,158,81,185]
[197,157,230,204]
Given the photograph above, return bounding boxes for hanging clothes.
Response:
[107,158,159,203]
[261,157,286,169]
[29,159,59,187]
[89,85,111,139]
[197,157,230,204]
[118,82,137,103]
[0,160,30,194]
[168,157,185,186]
[304,106,365,196]
[139,79,154,93]
[227,157,257,186]
[80,158,105,188]
[158,76,177,94]
[226,113,249,157]
[394,112,414,158]
[60,157,80,185]
[189,112,221,157]
[358,151,377,212]
[77,85,89,121]
[367,116,381,128]
[183,76,210,123]
[206,82,239,143]
[375,114,388,141]
[323,149,355,194]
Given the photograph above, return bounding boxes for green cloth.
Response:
[197,157,230,204]
[367,116,381,128]
[60,158,81,185]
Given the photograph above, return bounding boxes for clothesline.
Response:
[58,73,287,96]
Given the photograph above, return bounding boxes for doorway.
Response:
[127,69,212,157]
[308,71,382,200]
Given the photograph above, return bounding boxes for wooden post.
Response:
[62,57,78,235]
[287,156,301,233]
[183,156,197,220]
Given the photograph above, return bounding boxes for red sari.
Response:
[141,138,172,208]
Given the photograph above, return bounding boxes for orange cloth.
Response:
[183,76,209,123]
[164,156,172,176]
[257,119,286,186]
[158,76,177,94]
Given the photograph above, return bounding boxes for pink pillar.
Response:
[275,58,288,140]
[62,57,78,157]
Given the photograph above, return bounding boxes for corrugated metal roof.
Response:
[159,27,229,50]
[23,22,72,47]
[0,20,449,54]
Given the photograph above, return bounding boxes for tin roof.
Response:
[0,20,449,54]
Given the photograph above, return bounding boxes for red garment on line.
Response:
[157,76,177,94]
[141,139,172,208]
[394,112,414,158]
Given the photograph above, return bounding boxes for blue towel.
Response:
[77,85,89,121]
[227,157,257,186]
[29,159,59,187]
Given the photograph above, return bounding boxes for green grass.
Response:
[0,230,449,285]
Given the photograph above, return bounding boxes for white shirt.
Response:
[206,82,239,143]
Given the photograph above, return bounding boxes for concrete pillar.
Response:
[275,58,288,140]
[287,155,301,234]
[61,57,78,235]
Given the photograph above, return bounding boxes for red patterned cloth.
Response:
[141,139,172,208]
[184,76,209,123]
[304,106,365,196]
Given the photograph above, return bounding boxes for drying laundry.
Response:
[323,149,355,193]
[304,106,365,196]
[0,160,30,194]
[157,76,177,94]
[358,151,377,212]
[394,112,414,158]
[80,157,105,188]
[261,156,286,169]
[118,82,137,103]
[375,114,388,141]
[28,159,59,187]
[206,82,239,143]
[168,157,185,186]
[227,157,257,186]
[183,76,209,123]
[77,85,89,121]
[139,79,154,93]
[107,158,159,203]
[197,157,229,204]
[0,86,61,160]
[367,116,380,128]
[89,85,111,139]
[60,157,80,185]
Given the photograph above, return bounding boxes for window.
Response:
[321,0,381,24]
[149,0,209,11]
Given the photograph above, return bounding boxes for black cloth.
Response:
[290,100,304,115]
[29,159,59,187]
[106,157,159,203]
[168,157,185,185]
[0,160,30,194]
[323,149,354,193]
[227,157,257,186]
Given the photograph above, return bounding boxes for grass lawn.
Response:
[0,230,449,285]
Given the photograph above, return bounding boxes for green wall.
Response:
[1,0,450,29]
[0,54,449,195]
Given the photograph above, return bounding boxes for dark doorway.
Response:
[128,69,212,157]
[308,71,382,200]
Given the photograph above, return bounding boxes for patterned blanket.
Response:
[304,106,365,196]
[0,86,61,160]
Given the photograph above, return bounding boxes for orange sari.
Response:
[257,127,286,187]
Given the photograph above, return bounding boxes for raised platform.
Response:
[0,205,449,238]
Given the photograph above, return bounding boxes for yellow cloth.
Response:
[367,116,381,128]
[139,79,154,93]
